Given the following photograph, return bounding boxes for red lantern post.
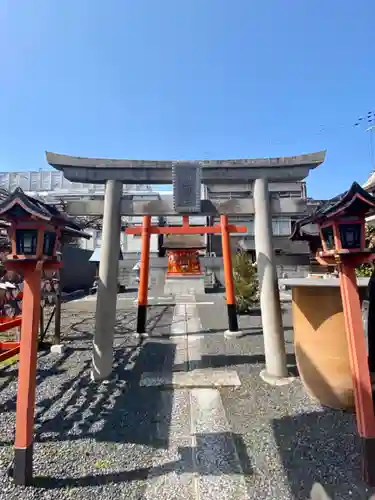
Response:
[0,188,89,485]
[292,182,375,485]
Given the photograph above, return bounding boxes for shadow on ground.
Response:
[273,409,366,499]
[32,431,252,489]
[0,304,254,494]
[273,346,375,499]
[173,351,298,377]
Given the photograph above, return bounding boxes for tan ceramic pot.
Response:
[292,286,357,410]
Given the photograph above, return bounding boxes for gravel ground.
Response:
[0,302,176,500]
[1,293,374,499]
[198,296,375,500]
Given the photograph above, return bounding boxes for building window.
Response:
[247,219,255,235]
[272,218,291,236]
[228,216,246,222]
[217,217,290,236]
[93,230,102,248]
[279,191,301,198]
[228,217,255,235]
[51,172,62,189]
[209,191,252,200]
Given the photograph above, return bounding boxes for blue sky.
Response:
[1,0,374,199]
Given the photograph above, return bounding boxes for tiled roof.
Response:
[0,188,91,240]
[0,188,81,231]
[290,181,375,241]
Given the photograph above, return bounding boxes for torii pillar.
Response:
[254,178,289,382]
[92,180,123,381]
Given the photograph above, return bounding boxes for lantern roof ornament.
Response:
[0,188,91,265]
[0,187,87,234]
[291,182,375,242]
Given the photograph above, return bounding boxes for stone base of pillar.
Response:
[90,371,119,384]
[224,329,243,339]
[50,344,65,354]
[259,369,296,386]
[134,332,149,338]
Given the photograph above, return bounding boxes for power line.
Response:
[353,111,375,128]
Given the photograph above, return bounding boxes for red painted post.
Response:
[338,259,375,485]
[220,215,239,333]
[13,262,42,485]
[136,216,151,334]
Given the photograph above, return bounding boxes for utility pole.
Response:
[354,111,375,170]
[366,124,375,171]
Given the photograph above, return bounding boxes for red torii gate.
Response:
[126,215,247,335]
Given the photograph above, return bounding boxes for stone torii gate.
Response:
[46,151,326,384]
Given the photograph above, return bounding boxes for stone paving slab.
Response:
[143,389,195,500]
[139,369,241,388]
[190,388,249,500]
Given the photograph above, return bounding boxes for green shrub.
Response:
[357,224,375,277]
[233,250,259,313]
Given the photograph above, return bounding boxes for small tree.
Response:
[233,250,259,313]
